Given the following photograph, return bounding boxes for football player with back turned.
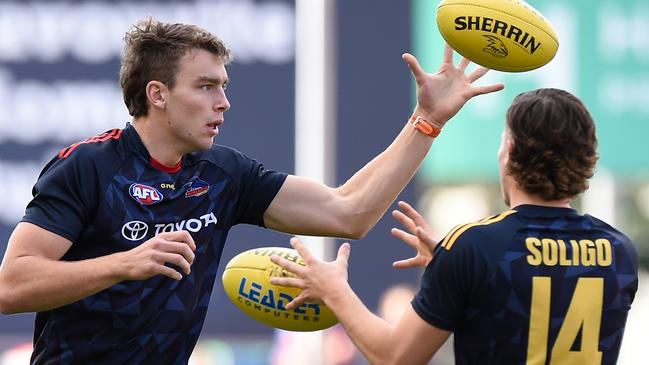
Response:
[272,88,639,365]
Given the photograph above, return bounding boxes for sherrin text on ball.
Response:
[436,0,559,72]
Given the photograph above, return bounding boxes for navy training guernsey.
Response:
[22,124,287,364]
[411,205,638,365]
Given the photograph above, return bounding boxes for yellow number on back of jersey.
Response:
[527,277,604,365]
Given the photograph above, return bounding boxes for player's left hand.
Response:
[270,237,351,311]
[390,201,438,268]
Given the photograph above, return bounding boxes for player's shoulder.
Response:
[584,213,627,235]
[56,128,124,165]
[38,128,125,181]
[439,209,519,251]
[584,213,637,249]
[198,144,248,162]
[191,144,261,174]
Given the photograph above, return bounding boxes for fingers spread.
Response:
[402,53,426,83]
[336,242,351,265]
[458,57,470,71]
[271,277,304,289]
[467,67,505,96]
[443,43,454,64]
[468,66,489,83]
[416,227,438,250]
[284,295,307,311]
[471,83,505,97]
[393,257,423,269]
[390,228,419,249]
[289,237,315,263]
[271,254,305,276]
[397,200,415,212]
[392,210,416,232]
[397,200,425,226]
[415,226,432,241]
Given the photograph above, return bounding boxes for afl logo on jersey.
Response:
[129,183,164,205]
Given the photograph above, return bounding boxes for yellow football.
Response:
[222,247,338,331]
[436,0,559,72]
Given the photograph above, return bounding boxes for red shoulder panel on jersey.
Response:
[58,128,123,159]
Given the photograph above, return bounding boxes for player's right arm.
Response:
[0,223,195,314]
[271,238,451,365]
[263,46,504,240]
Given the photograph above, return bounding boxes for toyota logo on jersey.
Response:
[121,220,149,241]
[129,183,163,205]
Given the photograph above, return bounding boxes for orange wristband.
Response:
[409,114,441,138]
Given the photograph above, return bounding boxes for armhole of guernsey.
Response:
[440,210,517,251]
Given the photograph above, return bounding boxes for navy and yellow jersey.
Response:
[411,205,639,365]
[21,123,287,364]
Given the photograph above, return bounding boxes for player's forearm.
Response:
[325,284,399,365]
[336,123,433,238]
[0,253,124,314]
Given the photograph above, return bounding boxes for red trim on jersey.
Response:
[58,129,123,159]
[150,157,182,174]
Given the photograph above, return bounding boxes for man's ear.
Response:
[507,138,514,157]
[505,130,514,155]
[500,129,514,167]
[146,81,168,110]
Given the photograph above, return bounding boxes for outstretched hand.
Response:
[270,237,351,311]
[403,44,504,128]
[390,201,438,269]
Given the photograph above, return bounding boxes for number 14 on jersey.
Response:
[527,277,603,365]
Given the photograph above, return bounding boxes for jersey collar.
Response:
[122,123,184,173]
[513,204,579,217]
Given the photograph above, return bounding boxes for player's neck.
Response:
[507,187,572,209]
[131,117,184,166]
